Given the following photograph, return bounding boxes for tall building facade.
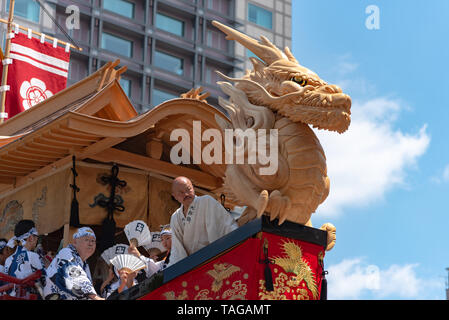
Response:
[1,0,291,114]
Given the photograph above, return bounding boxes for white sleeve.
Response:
[167,212,188,266]
[29,252,44,272]
[28,251,46,286]
[204,196,238,243]
[139,256,160,278]
[67,265,97,297]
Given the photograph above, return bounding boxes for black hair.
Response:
[0,238,7,254]
[14,220,36,237]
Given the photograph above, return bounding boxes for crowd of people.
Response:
[0,176,238,300]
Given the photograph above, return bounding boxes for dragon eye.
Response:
[291,76,308,87]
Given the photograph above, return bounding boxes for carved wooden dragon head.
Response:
[212,21,351,133]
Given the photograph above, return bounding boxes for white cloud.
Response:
[327,258,444,300]
[432,164,449,184]
[313,97,430,218]
[445,165,449,181]
[332,53,359,76]
[336,77,377,97]
[329,54,376,97]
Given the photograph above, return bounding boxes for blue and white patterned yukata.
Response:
[4,245,46,297]
[43,244,97,300]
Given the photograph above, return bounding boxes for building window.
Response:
[120,78,131,97]
[7,0,40,23]
[156,13,184,37]
[248,3,272,29]
[206,0,230,16]
[154,50,183,75]
[68,58,88,82]
[206,29,227,52]
[103,0,135,19]
[101,32,133,58]
[205,65,228,85]
[152,88,178,107]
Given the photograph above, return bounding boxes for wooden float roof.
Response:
[0,60,230,192]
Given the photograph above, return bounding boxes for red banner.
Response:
[1,32,70,120]
[140,232,326,300]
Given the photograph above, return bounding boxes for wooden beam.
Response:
[75,137,126,160]
[0,18,82,51]
[31,139,72,152]
[14,155,73,188]
[0,158,43,170]
[0,169,26,177]
[0,176,15,184]
[35,135,86,148]
[54,126,101,140]
[43,132,99,146]
[6,151,58,163]
[0,165,34,175]
[89,148,223,190]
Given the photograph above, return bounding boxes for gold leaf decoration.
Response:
[263,241,319,300]
[206,263,241,293]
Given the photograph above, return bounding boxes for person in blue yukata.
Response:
[43,227,104,300]
[3,220,46,298]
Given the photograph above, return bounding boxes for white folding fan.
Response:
[110,254,147,273]
[124,220,152,247]
[101,244,129,265]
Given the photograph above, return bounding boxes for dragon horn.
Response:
[212,20,284,65]
[284,46,299,64]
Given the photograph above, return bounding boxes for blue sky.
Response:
[291,1,449,299]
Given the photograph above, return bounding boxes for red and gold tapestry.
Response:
[140,232,325,300]
[258,232,325,300]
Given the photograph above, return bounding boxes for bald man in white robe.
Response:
[168,177,238,266]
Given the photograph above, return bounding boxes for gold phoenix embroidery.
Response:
[270,241,319,299]
[206,263,241,292]
[163,289,188,300]
[162,263,247,300]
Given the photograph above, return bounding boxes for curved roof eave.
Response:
[0,98,231,190]
[65,98,231,138]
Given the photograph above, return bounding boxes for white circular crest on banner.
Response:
[20,78,53,110]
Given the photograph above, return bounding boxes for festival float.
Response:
[0,18,351,300]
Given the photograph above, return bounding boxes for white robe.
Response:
[4,245,46,297]
[168,195,238,266]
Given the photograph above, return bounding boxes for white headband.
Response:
[160,229,172,236]
[73,227,96,240]
[14,227,38,246]
[5,227,38,247]
[6,237,16,248]
[0,240,6,251]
